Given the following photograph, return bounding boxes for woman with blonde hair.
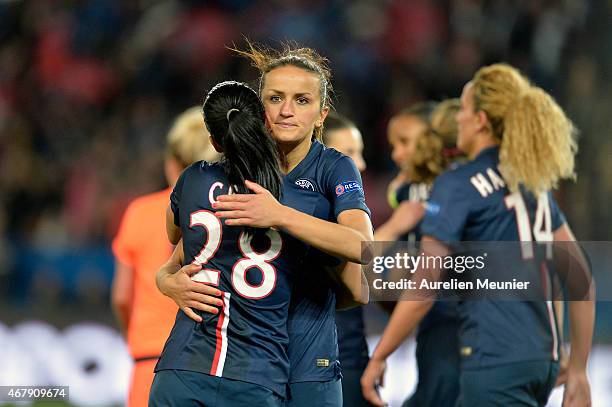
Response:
[363,63,593,407]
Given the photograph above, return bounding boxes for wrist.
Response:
[275,205,293,229]
[371,349,388,363]
[157,272,172,296]
[568,363,588,373]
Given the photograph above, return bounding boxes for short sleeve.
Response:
[112,203,138,266]
[549,191,567,231]
[170,168,188,227]
[420,173,471,242]
[395,183,411,204]
[324,156,370,219]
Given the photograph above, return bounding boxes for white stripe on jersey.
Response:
[214,292,231,376]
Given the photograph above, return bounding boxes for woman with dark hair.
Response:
[157,43,373,407]
[150,81,302,407]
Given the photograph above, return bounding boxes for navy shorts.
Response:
[456,360,559,407]
[149,369,284,407]
[287,378,342,407]
[341,364,375,407]
[403,319,460,407]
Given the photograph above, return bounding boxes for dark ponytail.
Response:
[203,81,283,232]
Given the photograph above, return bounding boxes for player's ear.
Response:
[209,135,223,153]
[316,107,330,128]
[476,110,489,133]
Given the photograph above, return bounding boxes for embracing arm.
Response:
[214,180,373,264]
[332,259,370,309]
[156,240,223,322]
[278,207,373,264]
[166,205,182,245]
[332,210,373,306]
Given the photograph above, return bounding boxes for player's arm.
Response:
[156,240,223,322]
[111,261,133,334]
[374,201,425,241]
[553,224,594,406]
[332,261,369,309]
[361,235,445,406]
[214,180,373,264]
[166,205,182,244]
[554,299,568,387]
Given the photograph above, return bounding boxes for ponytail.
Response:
[223,109,282,200]
[500,86,577,195]
[203,81,283,235]
[472,63,577,195]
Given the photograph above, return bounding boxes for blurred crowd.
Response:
[1,0,611,307]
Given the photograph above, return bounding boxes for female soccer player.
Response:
[150,81,300,407]
[321,111,370,407]
[375,99,460,242]
[158,43,373,407]
[362,64,594,407]
[111,106,219,407]
[366,99,463,407]
[385,102,437,216]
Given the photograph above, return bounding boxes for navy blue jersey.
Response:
[421,146,565,369]
[284,140,370,383]
[156,161,309,397]
[335,307,369,369]
[394,181,429,243]
[393,181,457,334]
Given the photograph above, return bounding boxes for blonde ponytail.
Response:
[500,86,577,195]
[471,63,577,195]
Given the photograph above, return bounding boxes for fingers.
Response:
[181,306,203,323]
[360,380,385,407]
[216,194,251,203]
[213,201,248,210]
[187,300,220,315]
[245,180,266,193]
[215,210,248,219]
[190,292,224,307]
[181,263,202,277]
[190,283,223,297]
[222,218,251,226]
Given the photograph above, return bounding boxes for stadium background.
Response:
[0,1,611,406]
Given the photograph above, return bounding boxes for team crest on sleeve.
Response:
[425,202,441,215]
[335,181,362,197]
[295,179,316,191]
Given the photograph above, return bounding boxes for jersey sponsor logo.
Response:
[425,202,440,216]
[316,358,330,367]
[295,179,316,191]
[335,181,362,197]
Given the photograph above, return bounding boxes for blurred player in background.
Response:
[362,63,594,407]
[365,99,463,407]
[321,111,371,407]
[375,99,461,242]
[111,106,220,406]
[385,103,437,225]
